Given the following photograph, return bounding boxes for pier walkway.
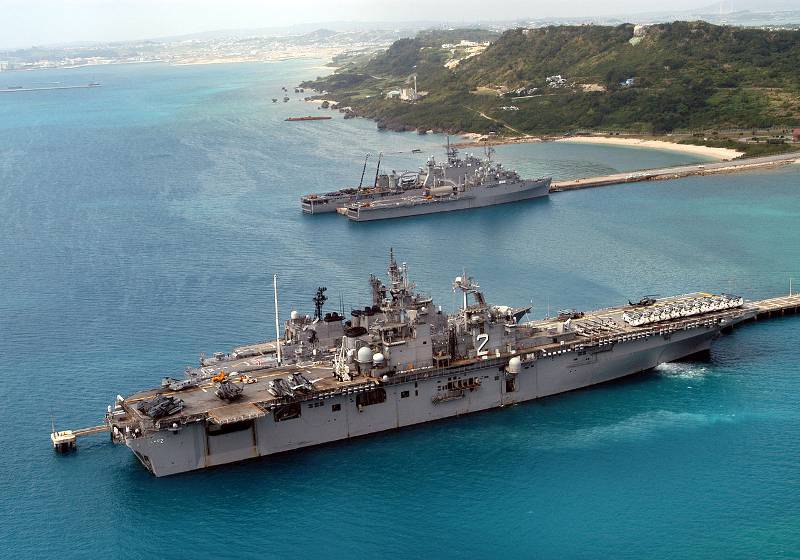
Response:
[50,424,109,452]
[752,294,800,319]
[551,152,800,192]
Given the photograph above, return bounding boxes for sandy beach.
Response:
[556,136,743,160]
[454,133,542,148]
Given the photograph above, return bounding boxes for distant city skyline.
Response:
[3,0,799,50]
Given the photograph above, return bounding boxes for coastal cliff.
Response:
[303,22,800,146]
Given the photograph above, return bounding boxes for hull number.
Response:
[476,333,489,356]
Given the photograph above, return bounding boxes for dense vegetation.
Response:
[303,22,800,137]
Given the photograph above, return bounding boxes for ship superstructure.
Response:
[102,251,754,476]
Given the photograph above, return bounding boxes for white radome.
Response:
[357,346,374,364]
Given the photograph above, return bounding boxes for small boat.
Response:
[272,98,278,103]
[285,116,333,122]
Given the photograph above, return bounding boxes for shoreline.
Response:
[554,136,744,160]
[5,52,339,73]
[454,134,744,160]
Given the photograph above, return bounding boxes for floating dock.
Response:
[550,152,800,192]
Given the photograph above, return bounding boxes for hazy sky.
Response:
[0,0,790,49]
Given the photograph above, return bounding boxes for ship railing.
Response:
[384,358,507,387]
[253,379,380,409]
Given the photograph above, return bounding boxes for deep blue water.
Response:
[1,60,799,559]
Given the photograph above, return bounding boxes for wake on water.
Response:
[654,362,711,380]
[547,409,736,450]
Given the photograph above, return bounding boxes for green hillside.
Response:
[302,22,800,138]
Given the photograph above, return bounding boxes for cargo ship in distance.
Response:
[99,250,758,477]
[300,144,551,216]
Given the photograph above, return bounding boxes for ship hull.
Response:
[301,188,424,214]
[126,323,718,477]
[345,179,551,221]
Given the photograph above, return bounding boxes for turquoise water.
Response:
[1,60,799,559]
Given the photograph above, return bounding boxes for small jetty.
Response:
[50,424,109,452]
[1,83,101,93]
[550,152,800,192]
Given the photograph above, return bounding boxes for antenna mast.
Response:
[358,153,371,189]
[453,272,480,329]
[313,287,328,320]
[273,274,282,365]
[374,152,383,186]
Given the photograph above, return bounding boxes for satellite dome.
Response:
[356,346,374,364]
[373,352,385,365]
[290,310,300,320]
[507,356,522,374]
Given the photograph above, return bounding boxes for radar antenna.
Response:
[369,274,385,307]
[446,135,458,164]
[313,287,328,320]
[453,272,481,328]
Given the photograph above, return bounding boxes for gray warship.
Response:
[97,251,760,477]
[300,144,550,217]
[301,153,424,214]
[344,147,550,221]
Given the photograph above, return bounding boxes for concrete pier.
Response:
[0,84,101,94]
[50,424,109,453]
[752,294,800,319]
[550,152,800,192]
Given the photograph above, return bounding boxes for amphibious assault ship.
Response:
[99,251,758,477]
